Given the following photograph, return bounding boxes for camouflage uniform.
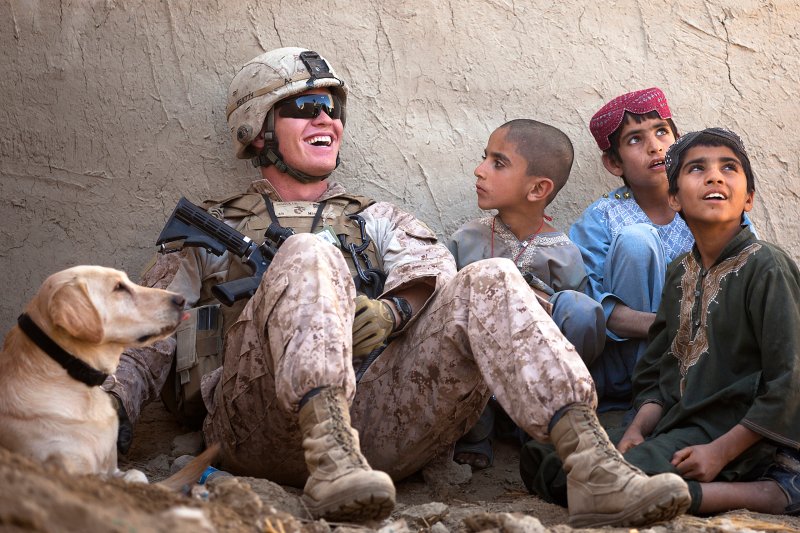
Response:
[114,179,595,486]
[111,49,691,527]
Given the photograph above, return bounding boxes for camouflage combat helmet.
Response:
[226,47,347,182]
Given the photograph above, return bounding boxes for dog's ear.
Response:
[48,281,104,344]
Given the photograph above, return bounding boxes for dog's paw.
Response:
[120,468,148,484]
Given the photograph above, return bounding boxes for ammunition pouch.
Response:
[161,304,222,428]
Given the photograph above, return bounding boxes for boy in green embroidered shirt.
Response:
[521,127,800,516]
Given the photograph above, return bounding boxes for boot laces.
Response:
[587,418,646,475]
[325,394,368,468]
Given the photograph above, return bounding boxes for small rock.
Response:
[170,454,194,474]
[430,522,450,533]
[159,506,215,533]
[397,502,449,527]
[121,468,148,483]
[375,518,412,533]
[189,483,210,501]
[463,512,547,533]
[332,527,363,533]
[208,476,263,521]
[239,475,306,518]
[422,456,472,498]
[262,509,319,533]
[423,458,472,485]
[146,454,171,472]
[171,431,204,457]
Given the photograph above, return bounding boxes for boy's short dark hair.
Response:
[665,127,755,196]
[500,119,574,201]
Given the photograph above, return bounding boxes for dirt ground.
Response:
[2,400,800,533]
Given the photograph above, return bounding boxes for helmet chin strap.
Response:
[250,108,340,184]
[251,145,340,184]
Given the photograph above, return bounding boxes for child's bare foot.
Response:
[453,438,493,470]
[454,451,491,470]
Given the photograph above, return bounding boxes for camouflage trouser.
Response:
[196,233,595,486]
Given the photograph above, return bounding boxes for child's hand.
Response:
[617,427,645,453]
[616,402,662,453]
[671,444,725,482]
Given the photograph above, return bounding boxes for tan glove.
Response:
[352,295,396,357]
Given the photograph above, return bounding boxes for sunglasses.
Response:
[275,94,342,120]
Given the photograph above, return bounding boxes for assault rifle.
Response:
[156,197,293,306]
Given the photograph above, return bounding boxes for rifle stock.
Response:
[156,197,275,306]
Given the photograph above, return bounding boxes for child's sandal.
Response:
[760,447,800,515]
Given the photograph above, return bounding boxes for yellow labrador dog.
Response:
[0,265,187,482]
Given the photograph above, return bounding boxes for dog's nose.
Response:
[172,294,186,309]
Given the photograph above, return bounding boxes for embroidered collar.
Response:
[690,226,755,269]
[17,313,108,388]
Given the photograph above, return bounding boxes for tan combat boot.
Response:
[299,386,396,522]
[551,403,691,528]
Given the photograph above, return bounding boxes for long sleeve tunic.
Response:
[634,228,800,449]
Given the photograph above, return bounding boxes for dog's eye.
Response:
[114,282,131,294]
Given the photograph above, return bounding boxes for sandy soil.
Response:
[2,400,800,533]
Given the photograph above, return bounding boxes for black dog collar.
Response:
[17,313,108,387]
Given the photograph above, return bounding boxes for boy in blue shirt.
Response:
[570,88,692,407]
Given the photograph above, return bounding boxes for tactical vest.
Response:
[163,191,384,428]
[208,191,384,332]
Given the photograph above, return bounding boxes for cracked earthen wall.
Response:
[1,0,799,330]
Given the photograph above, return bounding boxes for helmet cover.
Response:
[226,47,347,159]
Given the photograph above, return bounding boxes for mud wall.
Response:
[1,0,798,330]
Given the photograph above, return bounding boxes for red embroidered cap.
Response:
[590,87,672,151]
